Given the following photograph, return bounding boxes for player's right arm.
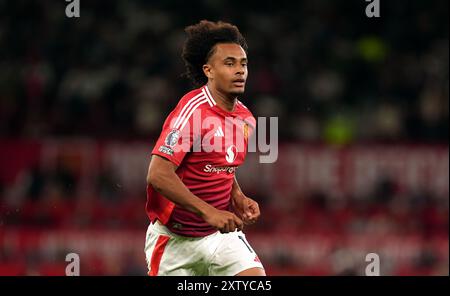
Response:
[147,154,243,233]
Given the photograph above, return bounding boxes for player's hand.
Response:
[232,195,260,225]
[202,208,244,233]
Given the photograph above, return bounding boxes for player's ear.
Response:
[203,64,213,80]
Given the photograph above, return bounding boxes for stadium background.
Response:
[0,0,448,275]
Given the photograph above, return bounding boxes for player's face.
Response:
[204,43,248,96]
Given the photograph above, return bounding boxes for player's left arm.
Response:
[231,176,260,225]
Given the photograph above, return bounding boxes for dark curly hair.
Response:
[181,20,248,87]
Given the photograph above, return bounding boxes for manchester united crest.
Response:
[243,123,249,140]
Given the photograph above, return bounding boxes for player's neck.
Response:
[207,84,237,112]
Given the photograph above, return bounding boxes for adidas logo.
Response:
[214,126,224,137]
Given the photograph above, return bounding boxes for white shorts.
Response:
[144,220,264,276]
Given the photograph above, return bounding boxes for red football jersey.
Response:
[146,85,256,237]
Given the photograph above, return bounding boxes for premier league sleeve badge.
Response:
[165,129,181,147]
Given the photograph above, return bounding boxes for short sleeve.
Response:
[151,102,202,167]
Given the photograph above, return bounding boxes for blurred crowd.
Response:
[0,0,448,276]
[0,161,448,275]
[0,0,448,143]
